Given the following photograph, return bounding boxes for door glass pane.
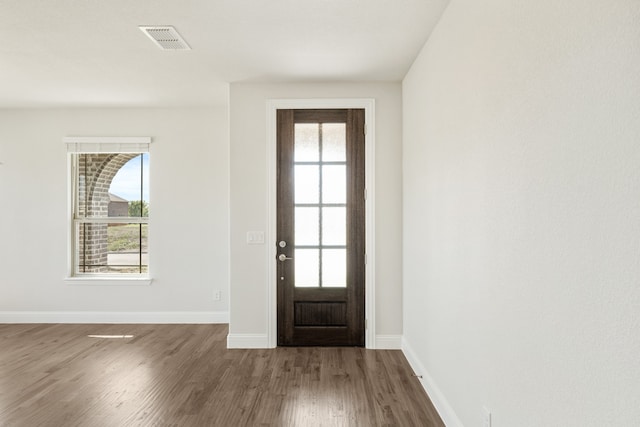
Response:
[322,123,346,161]
[295,207,319,245]
[295,249,319,287]
[322,207,346,245]
[322,165,346,204]
[295,123,319,161]
[322,249,347,287]
[295,165,319,204]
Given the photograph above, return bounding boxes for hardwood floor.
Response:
[0,324,444,427]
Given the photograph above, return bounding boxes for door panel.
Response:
[277,109,365,346]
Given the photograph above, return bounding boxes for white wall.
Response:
[403,0,640,427]
[0,108,229,322]
[229,83,403,344]
[402,1,640,426]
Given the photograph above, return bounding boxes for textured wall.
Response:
[403,0,640,425]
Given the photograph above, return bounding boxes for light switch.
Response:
[246,231,265,245]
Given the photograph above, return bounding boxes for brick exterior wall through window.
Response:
[77,153,139,272]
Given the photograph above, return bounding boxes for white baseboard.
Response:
[375,334,403,349]
[226,333,271,349]
[401,336,464,427]
[0,311,229,324]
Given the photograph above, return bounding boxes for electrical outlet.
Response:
[482,406,492,427]
[213,290,221,301]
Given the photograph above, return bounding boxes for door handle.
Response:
[278,254,293,262]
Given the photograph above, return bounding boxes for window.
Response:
[66,137,151,280]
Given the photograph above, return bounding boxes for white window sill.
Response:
[65,277,152,286]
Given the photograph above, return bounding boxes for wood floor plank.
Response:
[0,324,443,426]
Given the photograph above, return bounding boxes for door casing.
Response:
[266,98,376,348]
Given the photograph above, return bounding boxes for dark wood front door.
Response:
[277,109,365,346]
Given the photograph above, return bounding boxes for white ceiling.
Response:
[0,0,449,108]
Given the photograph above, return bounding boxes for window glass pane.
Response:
[76,223,148,274]
[295,207,319,245]
[295,249,319,287]
[141,154,149,206]
[322,207,346,245]
[76,158,86,218]
[77,153,109,218]
[295,165,319,204]
[322,165,346,204]
[295,123,319,162]
[322,123,346,161]
[107,223,148,273]
[109,154,150,217]
[322,249,346,287]
[77,153,149,219]
[76,222,107,272]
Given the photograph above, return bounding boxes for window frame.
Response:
[64,137,152,285]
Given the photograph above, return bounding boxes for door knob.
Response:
[278,254,293,262]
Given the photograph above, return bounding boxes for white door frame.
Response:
[266,98,376,348]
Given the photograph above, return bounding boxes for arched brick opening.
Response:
[77,153,140,272]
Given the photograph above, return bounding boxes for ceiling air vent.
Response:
[139,26,191,50]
